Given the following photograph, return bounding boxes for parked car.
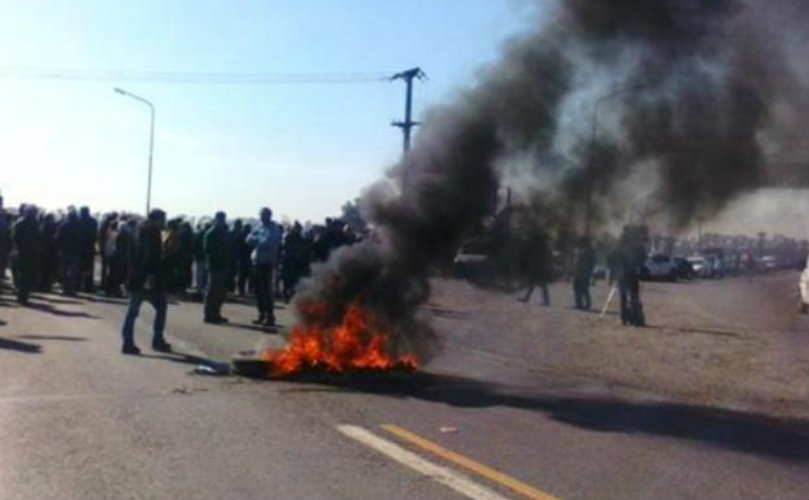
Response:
[672,257,694,279]
[687,255,710,278]
[643,254,677,281]
[757,255,778,272]
[800,256,809,314]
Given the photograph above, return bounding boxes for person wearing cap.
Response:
[203,211,230,324]
[120,209,172,355]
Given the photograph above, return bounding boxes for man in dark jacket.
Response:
[280,222,308,302]
[203,211,230,323]
[11,205,40,305]
[228,219,244,293]
[57,209,83,296]
[572,237,596,310]
[0,201,10,289]
[120,209,171,355]
[237,223,253,296]
[38,213,58,292]
[78,206,98,292]
[193,222,210,299]
[519,229,553,306]
[614,226,647,327]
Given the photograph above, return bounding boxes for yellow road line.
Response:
[382,424,561,500]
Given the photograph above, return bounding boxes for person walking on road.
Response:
[121,209,172,355]
[203,211,230,324]
[247,207,282,326]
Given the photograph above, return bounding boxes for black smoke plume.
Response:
[293,0,808,360]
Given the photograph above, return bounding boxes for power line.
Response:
[0,67,393,85]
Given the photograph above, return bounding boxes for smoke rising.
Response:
[294,0,808,360]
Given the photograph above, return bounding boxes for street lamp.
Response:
[585,83,647,236]
[114,87,155,215]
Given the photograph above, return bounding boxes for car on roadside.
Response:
[757,255,778,272]
[643,253,677,281]
[687,255,708,278]
[672,256,694,279]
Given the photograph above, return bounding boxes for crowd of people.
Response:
[0,201,360,354]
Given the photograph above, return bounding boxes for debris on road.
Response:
[439,426,459,434]
[190,363,231,376]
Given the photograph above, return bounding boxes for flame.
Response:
[260,302,418,378]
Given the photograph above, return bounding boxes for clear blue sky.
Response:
[0,0,534,223]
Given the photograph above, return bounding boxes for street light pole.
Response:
[114,87,155,215]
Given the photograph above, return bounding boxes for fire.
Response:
[260,302,418,378]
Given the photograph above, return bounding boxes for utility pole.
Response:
[391,67,425,154]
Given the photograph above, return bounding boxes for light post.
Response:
[114,87,155,215]
[585,84,647,236]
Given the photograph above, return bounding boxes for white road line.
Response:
[337,424,512,500]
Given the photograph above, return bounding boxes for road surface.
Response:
[1,272,807,500]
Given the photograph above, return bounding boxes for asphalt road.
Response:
[1,273,808,500]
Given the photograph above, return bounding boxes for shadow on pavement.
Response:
[218,321,280,334]
[17,334,87,342]
[646,324,743,338]
[28,294,84,305]
[0,298,18,308]
[80,295,130,306]
[26,302,98,319]
[0,336,42,353]
[140,351,230,372]
[281,371,809,462]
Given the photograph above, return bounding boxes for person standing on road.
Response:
[203,211,230,324]
[615,227,646,327]
[193,221,210,300]
[78,206,98,292]
[247,207,283,326]
[98,212,118,292]
[236,222,253,296]
[572,237,596,310]
[11,205,41,305]
[280,221,307,303]
[519,229,552,306]
[228,219,244,294]
[0,200,11,289]
[110,217,137,297]
[121,209,172,355]
[38,212,59,292]
[57,209,83,296]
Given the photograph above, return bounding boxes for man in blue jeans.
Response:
[121,209,172,355]
[247,207,283,327]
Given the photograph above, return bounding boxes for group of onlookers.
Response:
[0,200,361,354]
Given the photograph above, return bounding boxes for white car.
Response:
[799,256,809,313]
[644,254,677,281]
[687,256,709,278]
